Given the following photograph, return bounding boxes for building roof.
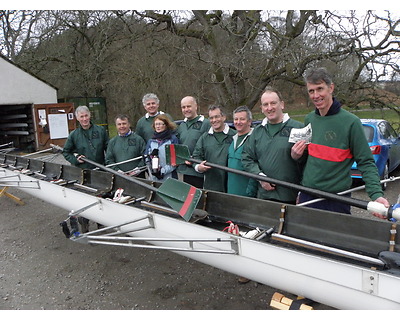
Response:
[0,53,58,91]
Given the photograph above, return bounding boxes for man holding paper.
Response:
[291,67,389,215]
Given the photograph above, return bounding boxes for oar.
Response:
[0,142,13,149]
[124,165,147,175]
[298,176,400,207]
[79,157,202,222]
[49,144,202,221]
[165,144,400,220]
[21,147,53,157]
[105,155,143,168]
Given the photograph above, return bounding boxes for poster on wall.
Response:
[38,109,47,126]
[48,114,69,139]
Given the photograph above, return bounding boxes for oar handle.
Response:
[385,204,400,221]
[189,157,394,218]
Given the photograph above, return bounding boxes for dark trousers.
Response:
[298,191,351,214]
[183,175,204,189]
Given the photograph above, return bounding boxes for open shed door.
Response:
[33,103,76,150]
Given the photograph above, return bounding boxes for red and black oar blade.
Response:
[157,178,202,221]
[165,144,191,166]
[79,157,202,221]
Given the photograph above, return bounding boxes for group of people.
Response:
[62,67,390,224]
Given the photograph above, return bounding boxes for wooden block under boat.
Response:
[270,292,313,310]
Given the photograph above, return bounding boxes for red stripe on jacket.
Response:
[308,143,353,162]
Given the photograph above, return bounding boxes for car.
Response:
[351,119,400,190]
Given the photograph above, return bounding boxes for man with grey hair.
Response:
[62,105,109,233]
[291,67,389,216]
[227,106,254,196]
[63,106,108,169]
[135,93,173,143]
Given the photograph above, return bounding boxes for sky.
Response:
[8,0,397,10]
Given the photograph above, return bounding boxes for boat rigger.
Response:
[1,150,400,309]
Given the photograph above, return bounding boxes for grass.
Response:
[108,124,117,138]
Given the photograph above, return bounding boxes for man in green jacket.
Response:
[62,105,109,232]
[242,87,303,204]
[177,96,211,188]
[291,67,389,215]
[105,114,146,178]
[227,106,254,197]
[135,93,173,143]
[63,105,109,169]
[192,105,236,192]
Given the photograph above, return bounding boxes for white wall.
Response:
[0,57,57,105]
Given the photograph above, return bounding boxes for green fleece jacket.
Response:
[242,114,303,202]
[227,129,255,197]
[63,123,109,169]
[192,124,236,192]
[176,115,211,178]
[302,108,383,200]
[105,131,146,172]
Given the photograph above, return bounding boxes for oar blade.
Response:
[165,144,191,166]
[157,178,202,221]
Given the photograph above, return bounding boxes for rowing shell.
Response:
[1,153,400,309]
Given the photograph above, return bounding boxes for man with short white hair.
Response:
[63,105,108,169]
[135,93,173,143]
[62,105,109,233]
[227,106,253,196]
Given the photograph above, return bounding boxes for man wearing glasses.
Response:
[192,105,236,192]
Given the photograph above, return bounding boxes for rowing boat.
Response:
[1,151,400,310]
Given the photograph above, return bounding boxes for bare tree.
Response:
[130,10,400,111]
[5,10,400,122]
[0,10,46,60]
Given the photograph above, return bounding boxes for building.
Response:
[0,54,75,150]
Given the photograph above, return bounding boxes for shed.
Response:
[0,54,75,151]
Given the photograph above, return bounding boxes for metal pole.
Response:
[21,148,53,157]
[298,176,400,207]
[105,155,143,168]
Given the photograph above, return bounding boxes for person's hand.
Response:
[371,197,390,219]
[260,181,276,191]
[291,140,307,160]
[76,155,85,164]
[128,167,141,176]
[197,160,211,173]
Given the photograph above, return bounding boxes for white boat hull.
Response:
[2,167,400,310]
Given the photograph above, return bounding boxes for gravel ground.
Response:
[0,154,399,311]
[0,187,303,311]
